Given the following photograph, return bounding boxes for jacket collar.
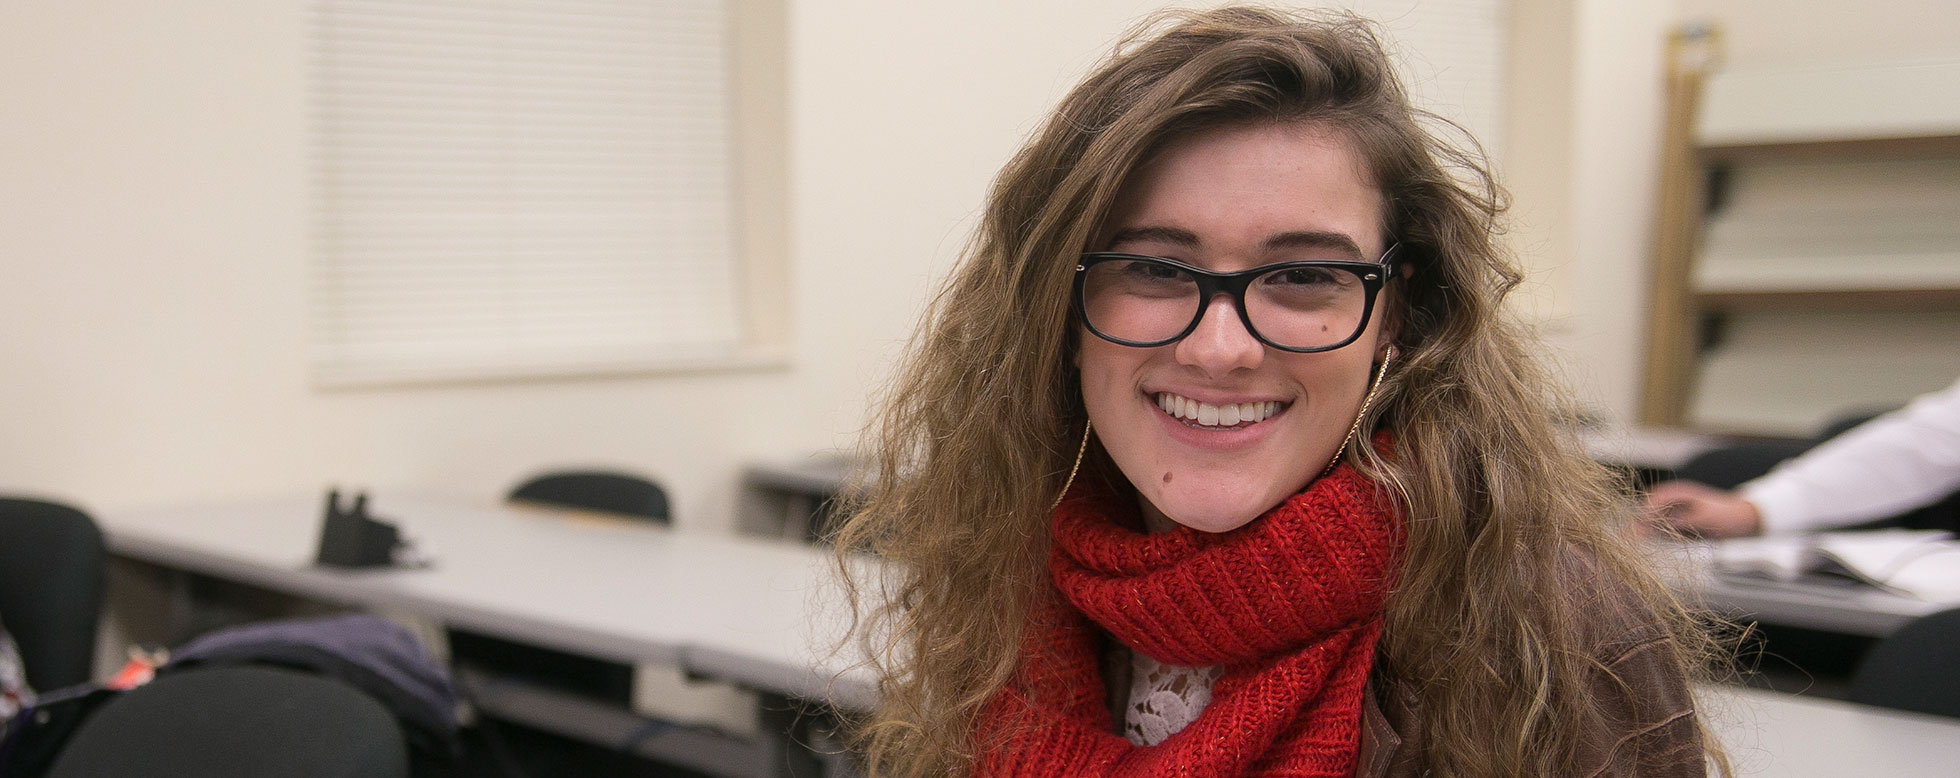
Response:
[1357,678,1413,778]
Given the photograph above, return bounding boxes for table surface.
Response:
[98,493,878,709]
[1579,425,1731,472]
[747,447,1952,638]
[101,494,1960,774]
[1704,684,1960,777]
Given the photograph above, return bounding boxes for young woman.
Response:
[834,8,1726,778]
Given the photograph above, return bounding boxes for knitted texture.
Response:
[975,457,1401,778]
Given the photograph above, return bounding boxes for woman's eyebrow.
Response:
[1106,226,1199,249]
[1263,231,1364,258]
[1106,227,1368,259]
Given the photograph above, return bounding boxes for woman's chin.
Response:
[1131,473,1305,534]
[1150,499,1267,534]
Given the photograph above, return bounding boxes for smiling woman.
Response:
[833,7,1729,778]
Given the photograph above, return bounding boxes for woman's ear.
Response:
[1376,280,1405,359]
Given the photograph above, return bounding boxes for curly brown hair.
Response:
[832,7,1730,777]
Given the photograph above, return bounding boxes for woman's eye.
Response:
[1120,261,1183,281]
[1265,267,1338,287]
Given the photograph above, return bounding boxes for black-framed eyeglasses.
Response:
[1073,244,1397,353]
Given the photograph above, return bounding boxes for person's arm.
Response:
[1643,378,1960,537]
[1740,378,1960,533]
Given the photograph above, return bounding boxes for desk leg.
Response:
[756,693,829,778]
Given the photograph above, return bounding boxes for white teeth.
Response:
[1153,394,1282,427]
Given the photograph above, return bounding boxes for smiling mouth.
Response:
[1153,392,1286,429]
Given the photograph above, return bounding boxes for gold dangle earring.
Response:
[1051,419,1092,508]
[1319,345,1396,478]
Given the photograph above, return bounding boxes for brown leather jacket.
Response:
[1355,552,1708,778]
[1356,621,1707,777]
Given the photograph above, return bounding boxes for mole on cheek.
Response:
[1162,471,1173,484]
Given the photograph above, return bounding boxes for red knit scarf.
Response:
[975,459,1402,778]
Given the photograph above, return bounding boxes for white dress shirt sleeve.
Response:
[1740,378,1960,534]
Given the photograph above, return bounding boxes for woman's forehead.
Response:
[1099,122,1389,262]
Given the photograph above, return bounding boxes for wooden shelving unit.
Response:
[1639,32,1960,435]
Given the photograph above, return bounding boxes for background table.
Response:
[102,493,1960,776]
[1703,684,1960,777]
[98,493,875,777]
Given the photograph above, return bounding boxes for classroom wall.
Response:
[0,1,1191,530]
[0,0,1529,528]
[1549,0,1678,417]
[12,1,1932,528]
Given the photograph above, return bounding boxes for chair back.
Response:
[458,469,668,704]
[508,470,670,523]
[0,498,106,691]
[1673,440,1812,491]
[44,665,409,778]
[1850,606,1960,719]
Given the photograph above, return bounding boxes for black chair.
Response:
[450,470,670,705]
[1673,439,1814,491]
[1675,408,1892,491]
[1849,607,1960,719]
[0,497,106,691]
[506,470,670,523]
[44,665,409,778]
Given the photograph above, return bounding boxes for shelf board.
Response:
[1695,287,1960,312]
[1700,134,1960,164]
[1695,58,1960,153]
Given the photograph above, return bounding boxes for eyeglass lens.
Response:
[1080,258,1369,350]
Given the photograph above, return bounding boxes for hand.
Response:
[1641,480,1764,539]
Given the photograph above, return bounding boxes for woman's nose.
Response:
[1173,293,1263,375]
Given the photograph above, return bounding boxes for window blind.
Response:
[308,0,740,385]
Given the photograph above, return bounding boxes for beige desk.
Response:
[98,494,873,778]
[1703,684,1960,777]
[101,493,1960,777]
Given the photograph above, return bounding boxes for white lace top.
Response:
[1123,651,1222,746]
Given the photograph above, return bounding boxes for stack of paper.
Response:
[1711,529,1960,600]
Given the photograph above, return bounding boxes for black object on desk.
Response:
[315,490,403,568]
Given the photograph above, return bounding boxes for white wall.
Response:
[0,1,1187,530]
[1497,0,1577,369]
[1554,0,1678,419]
[21,0,1913,525]
[786,0,1194,459]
